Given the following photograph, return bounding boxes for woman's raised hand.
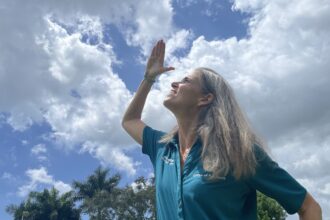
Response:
[145,40,175,79]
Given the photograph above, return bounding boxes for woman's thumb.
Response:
[163,66,175,72]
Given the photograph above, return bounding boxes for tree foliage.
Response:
[257,191,287,220]
[6,188,80,220]
[115,176,156,220]
[72,166,121,220]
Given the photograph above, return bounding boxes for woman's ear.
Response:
[198,93,214,107]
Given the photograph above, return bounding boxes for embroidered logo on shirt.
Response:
[161,156,174,165]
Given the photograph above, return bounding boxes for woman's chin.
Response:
[163,98,173,109]
[163,98,169,106]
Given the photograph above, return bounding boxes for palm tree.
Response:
[72,166,121,220]
[6,188,80,220]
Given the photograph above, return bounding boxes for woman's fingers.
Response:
[146,40,174,76]
[160,66,175,74]
[159,41,165,65]
[165,66,175,72]
[155,40,161,57]
[150,40,160,57]
[151,44,156,57]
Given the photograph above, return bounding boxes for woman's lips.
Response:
[167,90,176,97]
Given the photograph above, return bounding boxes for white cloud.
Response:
[2,172,15,181]
[54,181,73,195]
[21,140,29,145]
[232,0,266,12]
[18,183,37,198]
[48,0,176,54]
[124,0,173,49]
[175,0,215,8]
[31,144,48,162]
[39,18,138,174]
[0,0,183,176]
[31,144,47,155]
[81,143,137,176]
[6,114,34,132]
[165,29,193,59]
[178,0,224,19]
[320,183,330,196]
[18,167,71,197]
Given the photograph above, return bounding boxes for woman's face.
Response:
[163,69,204,112]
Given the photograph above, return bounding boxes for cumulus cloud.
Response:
[166,30,192,56]
[18,167,71,197]
[0,7,138,173]
[0,0,191,176]
[31,144,47,154]
[48,0,178,55]
[41,18,138,174]
[31,144,48,162]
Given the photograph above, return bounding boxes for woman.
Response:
[122,40,322,219]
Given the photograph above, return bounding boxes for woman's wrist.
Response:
[144,72,156,84]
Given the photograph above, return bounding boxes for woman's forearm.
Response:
[122,78,154,123]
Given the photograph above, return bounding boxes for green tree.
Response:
[257,191,287,220]
[116,176,156,220]
[72,166,121,220]
[6,188,80,220]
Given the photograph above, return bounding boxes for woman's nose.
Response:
[171,81,178,88]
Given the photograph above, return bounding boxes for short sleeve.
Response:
[142,125,166,167]
[247,145,307,214]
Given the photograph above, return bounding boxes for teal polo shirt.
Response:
[142,125,307,220]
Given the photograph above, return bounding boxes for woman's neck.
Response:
[176,115,199,151]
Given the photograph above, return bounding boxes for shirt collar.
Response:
[168,132,178,148]
[169,132,202,150]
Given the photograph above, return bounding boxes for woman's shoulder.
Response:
[252,143,271,162]
[144,125,167,137]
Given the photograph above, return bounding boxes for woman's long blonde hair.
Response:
[159,67,265,181]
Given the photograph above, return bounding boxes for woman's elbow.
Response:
[298,193,322,219]
[314,201,322,216]
[121,120,130,131]
[121,118,126,127]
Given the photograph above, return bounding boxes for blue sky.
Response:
[1,0,329,219]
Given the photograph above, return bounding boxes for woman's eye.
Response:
[181,78,189,83]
